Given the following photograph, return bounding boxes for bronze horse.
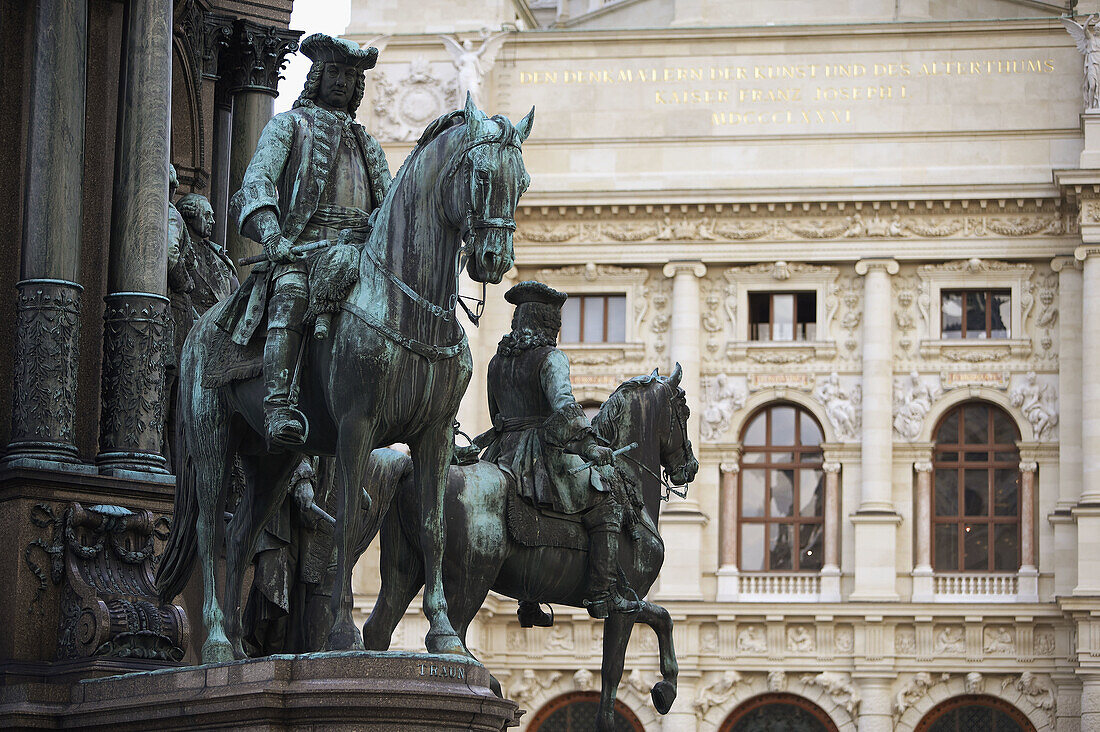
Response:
[362,367,699,731]
[156,97,534,662]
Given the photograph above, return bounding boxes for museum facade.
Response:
[347,1,1100,730]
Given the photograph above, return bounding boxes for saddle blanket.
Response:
[505,490,589,552]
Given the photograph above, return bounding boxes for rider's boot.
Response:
[582,528,642,619]
[263,326,307,448]
[517,600,553,628]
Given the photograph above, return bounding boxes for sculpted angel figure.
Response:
[439,32,509,107]
[1063,14,1100,110]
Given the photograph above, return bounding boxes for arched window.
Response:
[739,404,825,571]
[932,403,1020,572]
[915,695,1036,732]
[526,692,644,732]
[719,693,839,732]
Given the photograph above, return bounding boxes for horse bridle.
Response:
[621,381,694,502]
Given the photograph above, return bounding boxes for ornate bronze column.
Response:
[222,20,301,281]
[96,0,174,476]
[5,0,88,467]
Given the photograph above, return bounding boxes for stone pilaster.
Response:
[855,676,893,732]
[851,259,900,601]
[821,459,842,602]
[1018,457,1039,602]
[1052,255,1082,596]
[715,454,740,602]
[96,0,174,477]
[1077,243,1100,594]
[5,0,88,467]
[222,20,302,281]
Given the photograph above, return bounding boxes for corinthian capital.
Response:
[222,20,303,95]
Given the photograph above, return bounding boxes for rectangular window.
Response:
[748,292,816,341]
[941,290,1010,339]
[559,294,626,343]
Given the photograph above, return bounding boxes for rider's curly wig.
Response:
[175,193,209,228]
[293,60,366,115]
[496,302,561,356]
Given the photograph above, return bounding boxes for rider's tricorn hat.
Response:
[300,33,378,71]
[505,281,567,309]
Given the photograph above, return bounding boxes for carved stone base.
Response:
[0,652,522,730]
[4,279,82,465]
[97,293,171,476]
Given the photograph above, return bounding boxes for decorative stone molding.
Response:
[572,668,594,691]
[800,672,861,716]
[507,669,562,709]
[737,624,767,654]
[787,625,815,653]
[933,625,966,654]
[894,672,935,721]
[662,261,708,280]
[701,374,747,441]
[893,372,943,441]
[222,20,302,96]
[939,371,1010,390]
[693,670,745,720]
[1009,371,1059,441]
[855,258,900,276]
[373,58,457,143]
[767,670,788,692]
[723,262,840,346]
[822,461,841,474]
[6,279,82,465]
[175,2,234,81]
[1002,672,1056,723]
[984,626,1016,654]
[25,502,187,661]
[97,293,172,475]
[811,373,861,441]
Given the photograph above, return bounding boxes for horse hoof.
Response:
[327,625,365,651]
[201,639,234,665]
[652,680,676,715]
[426,632,467,657]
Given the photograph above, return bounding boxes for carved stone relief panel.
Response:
[372,58,457,142]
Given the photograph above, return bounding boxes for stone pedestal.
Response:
[0,652,521,731]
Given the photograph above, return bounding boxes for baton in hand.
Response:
[568,442,638,475]
[237,239,334,267]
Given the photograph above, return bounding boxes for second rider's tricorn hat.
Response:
[505,281,568,308]
[300,33,378,71]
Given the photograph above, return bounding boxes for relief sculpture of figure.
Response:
[476,281,642,623]
[217,33,392,448]
[440,32,508,109]
[176,192,238,314]
[1064,14,1100,110]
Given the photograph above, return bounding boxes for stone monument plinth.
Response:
[0,651,520,730]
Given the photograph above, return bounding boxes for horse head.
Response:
[442,93,533,284]
[660,363,699,488]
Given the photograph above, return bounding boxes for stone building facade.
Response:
[347,1,1100,730]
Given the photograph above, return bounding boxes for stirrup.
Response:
[517,602,554,628]
[584,590,642,620]
[265,405,308,448]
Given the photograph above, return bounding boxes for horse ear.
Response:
[514,106,535,142]
[464,92,484,137]
[669,362,682,388]
[650,368,659,378]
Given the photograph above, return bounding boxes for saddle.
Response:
[505,489,589,552]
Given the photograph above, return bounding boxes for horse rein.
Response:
[620,381,693,502]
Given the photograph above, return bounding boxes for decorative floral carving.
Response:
[1034,274,1058,357]
[942,348,1010,363]
[9,280,82,461]
[223,20,301,94]
[893,372,942,440]
[1010,371,1059,440]
[835,626,854,653]
[801,671,861,716]
[746,350,813,364]
[894,672,935,720]
[701,374,747,442]
[694,671,744,719]
[737,624,766,653]
[99,294,172,472]
[813,373,861,440]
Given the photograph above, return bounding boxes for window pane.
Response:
[942,292,963,338]
[771,470,794,517]
[963,405,989,444]
[741,469,766,517]
[937,411,959,443]
[966,291,988,338]
[964,469,989,516]
[769,452,794,464]
[796,293,816,342]
[935,524,958,570]
[994,469,1019,517]
[994,524,1019,571]
[582,296,603,343]
[773,294,795,341]
[799,470,823,517]
[963,523,989,570]
[743,413,766,445]
[741,524,765,571]
[742,451,765,463]
[993,413,1017,445]
[606,295,626,342]
[561,296,581,342]
[800,451,824,464]
[772,406,796,445]
[749,293,769,341]
[799,523,824,570]
[991,291,1010,339]
[964,451,989,462]
[769,524,793,570]
[994,451,1018,463]
[935,470,958,516]
[938,452,958,462]
[800,412,822,446]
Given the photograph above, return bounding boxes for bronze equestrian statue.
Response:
[155,31,535,662]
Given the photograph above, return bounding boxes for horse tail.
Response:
[155,452,198,603]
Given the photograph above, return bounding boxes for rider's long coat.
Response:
[216,101,392,345]
[480,345,609,514]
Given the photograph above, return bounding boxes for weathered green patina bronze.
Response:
[155,30,535,663]
[363,363,698,732]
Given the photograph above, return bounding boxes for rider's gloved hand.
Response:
[584,444,614,466]
[263,233,301,264]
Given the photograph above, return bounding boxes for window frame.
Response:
[931,402,1021,573]
[748,291,817,342]
[738,404,826,572]
[940,288,1012,340]
[560,293,626,344]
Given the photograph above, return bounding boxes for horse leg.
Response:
[223,451,296,658]
[362,507,424,651]
[326,420,378,650]
[411,424,463,655]
[597,612,636,732]
[193,452,233,664]
[637,601,678,714]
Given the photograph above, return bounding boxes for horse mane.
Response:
[592,372,662,445]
